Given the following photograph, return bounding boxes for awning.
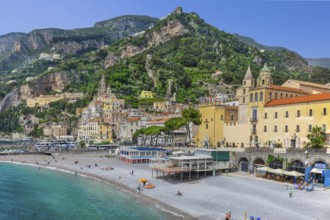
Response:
[310,168,324,174]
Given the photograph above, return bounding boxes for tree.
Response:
[165,117,187,148]
[182,107,202,146]
[133,128,147,145]
[307,126,326,148]
[144,126,165,146]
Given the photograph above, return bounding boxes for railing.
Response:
[250,118,258,123]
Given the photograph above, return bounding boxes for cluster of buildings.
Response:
[195,64,330,149]
[25,63,330,152]
[75,75,188,145]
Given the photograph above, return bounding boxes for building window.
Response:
[206,124,208,129]
[297,110,300,117]
[252,109,257,121]
[264,126,267,132]
[296,125,300,132]
[323,108,327,116]
[264,113,267,119]
[309,109,313,116]
[231,115,234,121]
[275,93,278,99]
[323,124,326,131]
[243,97,245,103]
[243,88,246,94]
[244,81,246,86]
[275,112,278,119]
[220,115,223,120]
[308,125,312,132]
[250,93,253,102]
[255,92,258,102]
[285,125,288,132]
[260,92,264,101]
[269,92,272,100]
[285,111,289,118]
[274,125,277,132]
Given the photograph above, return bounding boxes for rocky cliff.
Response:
[0,15,158,73]
[0,71,70,112]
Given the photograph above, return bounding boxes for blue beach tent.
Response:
[324,169,330,188]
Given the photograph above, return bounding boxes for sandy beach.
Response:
[1,152,330,220]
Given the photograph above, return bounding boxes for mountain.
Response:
[306,58,330,69]
[2,7,330,133]
[0,15,158,75]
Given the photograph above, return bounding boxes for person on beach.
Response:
[137,184,141,193]
[225,211,231,220]
[289,188,293,198]
[176,191,182,196]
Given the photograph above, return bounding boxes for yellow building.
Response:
[282,79,330,94]
[26,93,84,107]
[77,118,112,143]
[195,63,330,149]
[233,63,330,148]
[153,101,166,111]
[27,94,64,107]
[139,90,154,99]
[259,93,330,148]
[195,103,238,148]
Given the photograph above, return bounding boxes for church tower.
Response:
[237,66,255,123]
[257,63,273,87]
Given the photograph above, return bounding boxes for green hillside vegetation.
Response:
[1,8,330,133]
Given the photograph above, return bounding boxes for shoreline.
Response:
[0,153,196,220]
[2,152,330,220]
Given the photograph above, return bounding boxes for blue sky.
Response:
[0,0,329,58]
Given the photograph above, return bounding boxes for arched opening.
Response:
[312,160,327,167]
[289,160,305,173]
[239,157,249,172]
[254,158,265,171]
[269,159,283,169]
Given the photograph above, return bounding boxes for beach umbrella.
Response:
[256,167,274,172]
[139,178,148,183]
[284,171,305,177]
[268,168,286,175]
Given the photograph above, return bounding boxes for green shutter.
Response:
[211,151,229,161]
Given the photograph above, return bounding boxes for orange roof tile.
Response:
[265,93,330,107]
[262,84,309,94]
[147,118,170,124]
[285,80,330,90]
[127,117,141,122]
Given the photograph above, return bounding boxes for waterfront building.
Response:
[194,103,238,148]
[196,63,330,149]
[119,147,169,164]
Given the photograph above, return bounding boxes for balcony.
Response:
[250,118,258,123]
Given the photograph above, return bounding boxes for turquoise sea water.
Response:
[0,163,178,220]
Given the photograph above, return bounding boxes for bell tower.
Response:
[257,63,273,87]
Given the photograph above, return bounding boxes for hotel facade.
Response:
[195,64,330,148]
